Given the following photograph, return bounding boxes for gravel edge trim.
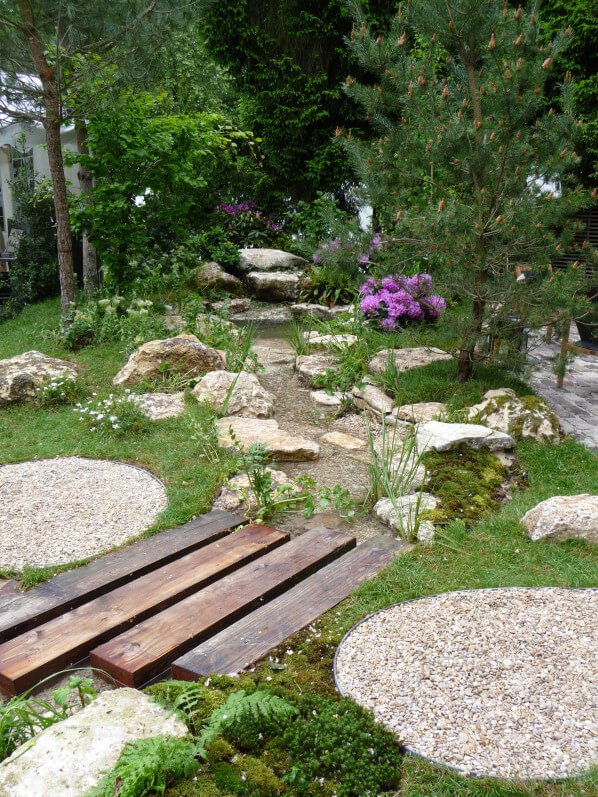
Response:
[333,586,598,784]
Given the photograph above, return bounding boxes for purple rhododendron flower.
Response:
[359,273,446,331]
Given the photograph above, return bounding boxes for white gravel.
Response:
[335,588,598,780]
[0,457,168,570]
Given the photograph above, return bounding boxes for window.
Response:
[11,146,34,189]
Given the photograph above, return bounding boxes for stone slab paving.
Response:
[527,327,598,450]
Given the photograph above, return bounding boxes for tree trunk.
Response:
[75,120,99,296]
[18,0,76,315]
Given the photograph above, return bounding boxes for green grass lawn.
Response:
[1,299,598,795]
[0,298,234,583]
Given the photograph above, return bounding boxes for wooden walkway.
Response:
[0,511,402,695]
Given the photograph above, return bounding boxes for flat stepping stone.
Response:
[0,510,243,644]
[305,332,358,349]
[217,417,320,461]
[193,370,275,418]
[172,537,410,679]
[247,272,300,302]
[90,528,355,687]
[321,431,367,450]
[0,458,168,570]
[335,588,598,780]
[0,525,285,695]
[310,390,349,407]
[352,384,394,416]
[130,392,186,420]
[369,347,452,375]
[416,421,515,452]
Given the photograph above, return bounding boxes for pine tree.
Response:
[344,0,596,381]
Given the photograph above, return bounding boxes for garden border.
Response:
[333,585,598,783]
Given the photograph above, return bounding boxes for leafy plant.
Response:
[87,735,200,797]
[73,392,151,436]
[34,375,86,407]
[0,674,98,763]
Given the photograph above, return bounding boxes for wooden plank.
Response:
[0,510,244,644]
[172,538,407,679]
[90,529,356,688]
[0,525,285,696]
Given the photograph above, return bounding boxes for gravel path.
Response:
[0,457,167,570]
[335,588,598,780]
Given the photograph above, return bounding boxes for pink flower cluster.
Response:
[217,201,282,231]
[359,273,446,331]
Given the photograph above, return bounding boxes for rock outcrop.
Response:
[238,248,307,272]
[195,261,243,294]
[113,334,224,387]
[416,421,516,452]
[246,271,300,302]
[468,389,560,442]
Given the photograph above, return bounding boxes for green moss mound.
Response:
[423,448,508,525]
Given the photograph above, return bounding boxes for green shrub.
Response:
[278,695,402,796]
[34,375,86,407]
[73,393,152,437]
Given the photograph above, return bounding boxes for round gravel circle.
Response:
[334,588,598,780]
[0,457,168,570]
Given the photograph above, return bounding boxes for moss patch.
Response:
[423,448,510,525]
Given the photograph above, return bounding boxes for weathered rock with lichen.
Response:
[246,271,300,302]
[416,421,515,452]
[0,689,187,797]
[305,332,359,349]
[113,334,224,387]
[521,494,598,544]
[0,351,79,406]
[216,417,320,461]
[238,248,308,272]
[352,384,394,416]
[193,370,275,418]
[130,392,186,420]
[295,354,337,387]
[396,401,447,424]
[374,493,438,539]
[368,347,452,376]
[468,390,560,442]
[196,261,243,294]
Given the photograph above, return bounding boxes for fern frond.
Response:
[198,690,297,751]
[86,735,199,797]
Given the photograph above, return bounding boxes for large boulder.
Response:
[368,347,452,376]
[238,248,307,272]
[246,271,300,302]
[196,261,243,295]
[193,370,275,418]
[416,420,515,452]
[521,494,598,544]
[113,334,224,387]
[295,354,337,387]
[0,688,187,797]
[0,351,79,406]
[468,389,560,442]
[217,417,320,461]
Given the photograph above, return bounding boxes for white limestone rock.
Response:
[468,391,560,442]
[0,351,79,406]
[246,271,300,302]
[217,417,320,461]
[290,303,354,320]
[321,431,367,450]
[193,370,275,418]
[521,494,598,544]
[295,354,337,387]
[0,689,188,797]
[352,384,394,416]
[310,390,350,407]
[305,332,359,349]
[238,248,308,272]
[130,392,186,420]
[113,334,224,387]
[368,347,452,376]
[374,493,438,538]
[396,401,447,424]
[416,421,516,453]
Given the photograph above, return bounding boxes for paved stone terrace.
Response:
[528,327,598,451]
